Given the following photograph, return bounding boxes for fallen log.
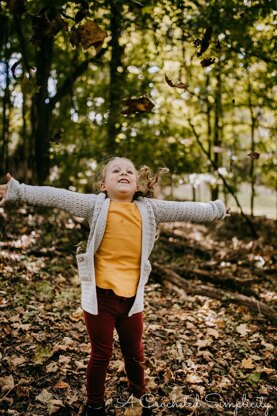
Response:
[173,265,259,298]
[152,263,277,326]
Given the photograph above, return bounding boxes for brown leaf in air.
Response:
[197,26,213,57]
[11,60,22,79]
[200,58,216,67]
[121,96,155,115]
[78,19,107,52]
[165,74,189,91]
[247,151,260,160]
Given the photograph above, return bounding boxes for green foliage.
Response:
[0,0,275,199]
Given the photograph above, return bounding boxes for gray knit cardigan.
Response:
[6,178,226,316]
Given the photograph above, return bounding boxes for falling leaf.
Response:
[11,60,22,79]
[197,26,213,57]
[75,10,87,24]
[241,357,255,369]
[200,58,216,67]
[121,96,155,115]
[165,74,189,91]
[77,19,107,52]
[247,151,260,160]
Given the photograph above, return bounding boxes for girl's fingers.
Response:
[0,197,6,206]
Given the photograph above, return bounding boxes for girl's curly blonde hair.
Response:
[95,156,169,200]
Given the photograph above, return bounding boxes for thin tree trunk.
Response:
[211,64,222,200]
[206,74,212,164]
[248,81,256,217]
[1,60,10,175]
[106,0,125,156]
[31,37,53,184]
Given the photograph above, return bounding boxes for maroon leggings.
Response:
[83,286,146,405]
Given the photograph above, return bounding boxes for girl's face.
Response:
[100,159,139,202]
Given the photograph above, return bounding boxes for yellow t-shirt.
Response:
[94,201,142,297]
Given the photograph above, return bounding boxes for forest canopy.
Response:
[0,0,276,215]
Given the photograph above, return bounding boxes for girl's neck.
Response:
[110,199,133,203]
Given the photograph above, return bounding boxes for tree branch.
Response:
[187,117,258,238]
[48,46,108,111]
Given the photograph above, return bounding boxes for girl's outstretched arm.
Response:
[149,197,228,224]
[0,173,97,220]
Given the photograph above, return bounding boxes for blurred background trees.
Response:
[0,0,276,217]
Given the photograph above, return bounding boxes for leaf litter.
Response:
[0,205,276,415]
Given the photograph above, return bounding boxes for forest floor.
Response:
[0,205,276,416]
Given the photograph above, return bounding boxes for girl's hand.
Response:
[0,173,13,206]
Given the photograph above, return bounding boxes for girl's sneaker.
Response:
[83,402,106,416]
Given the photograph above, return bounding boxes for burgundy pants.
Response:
[83,286,146,405]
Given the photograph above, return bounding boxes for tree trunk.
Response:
[211,64,222,200]
[1,17,11,176]
[31,37,53,184]
[1,60,10,175]
[205,74,212,164]
[106,0,125,156]
[248,81,256,217]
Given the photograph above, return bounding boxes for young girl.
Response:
[0,157,229,416]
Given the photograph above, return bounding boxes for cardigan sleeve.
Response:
[5,178,97,219]
[148,198,226,224]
